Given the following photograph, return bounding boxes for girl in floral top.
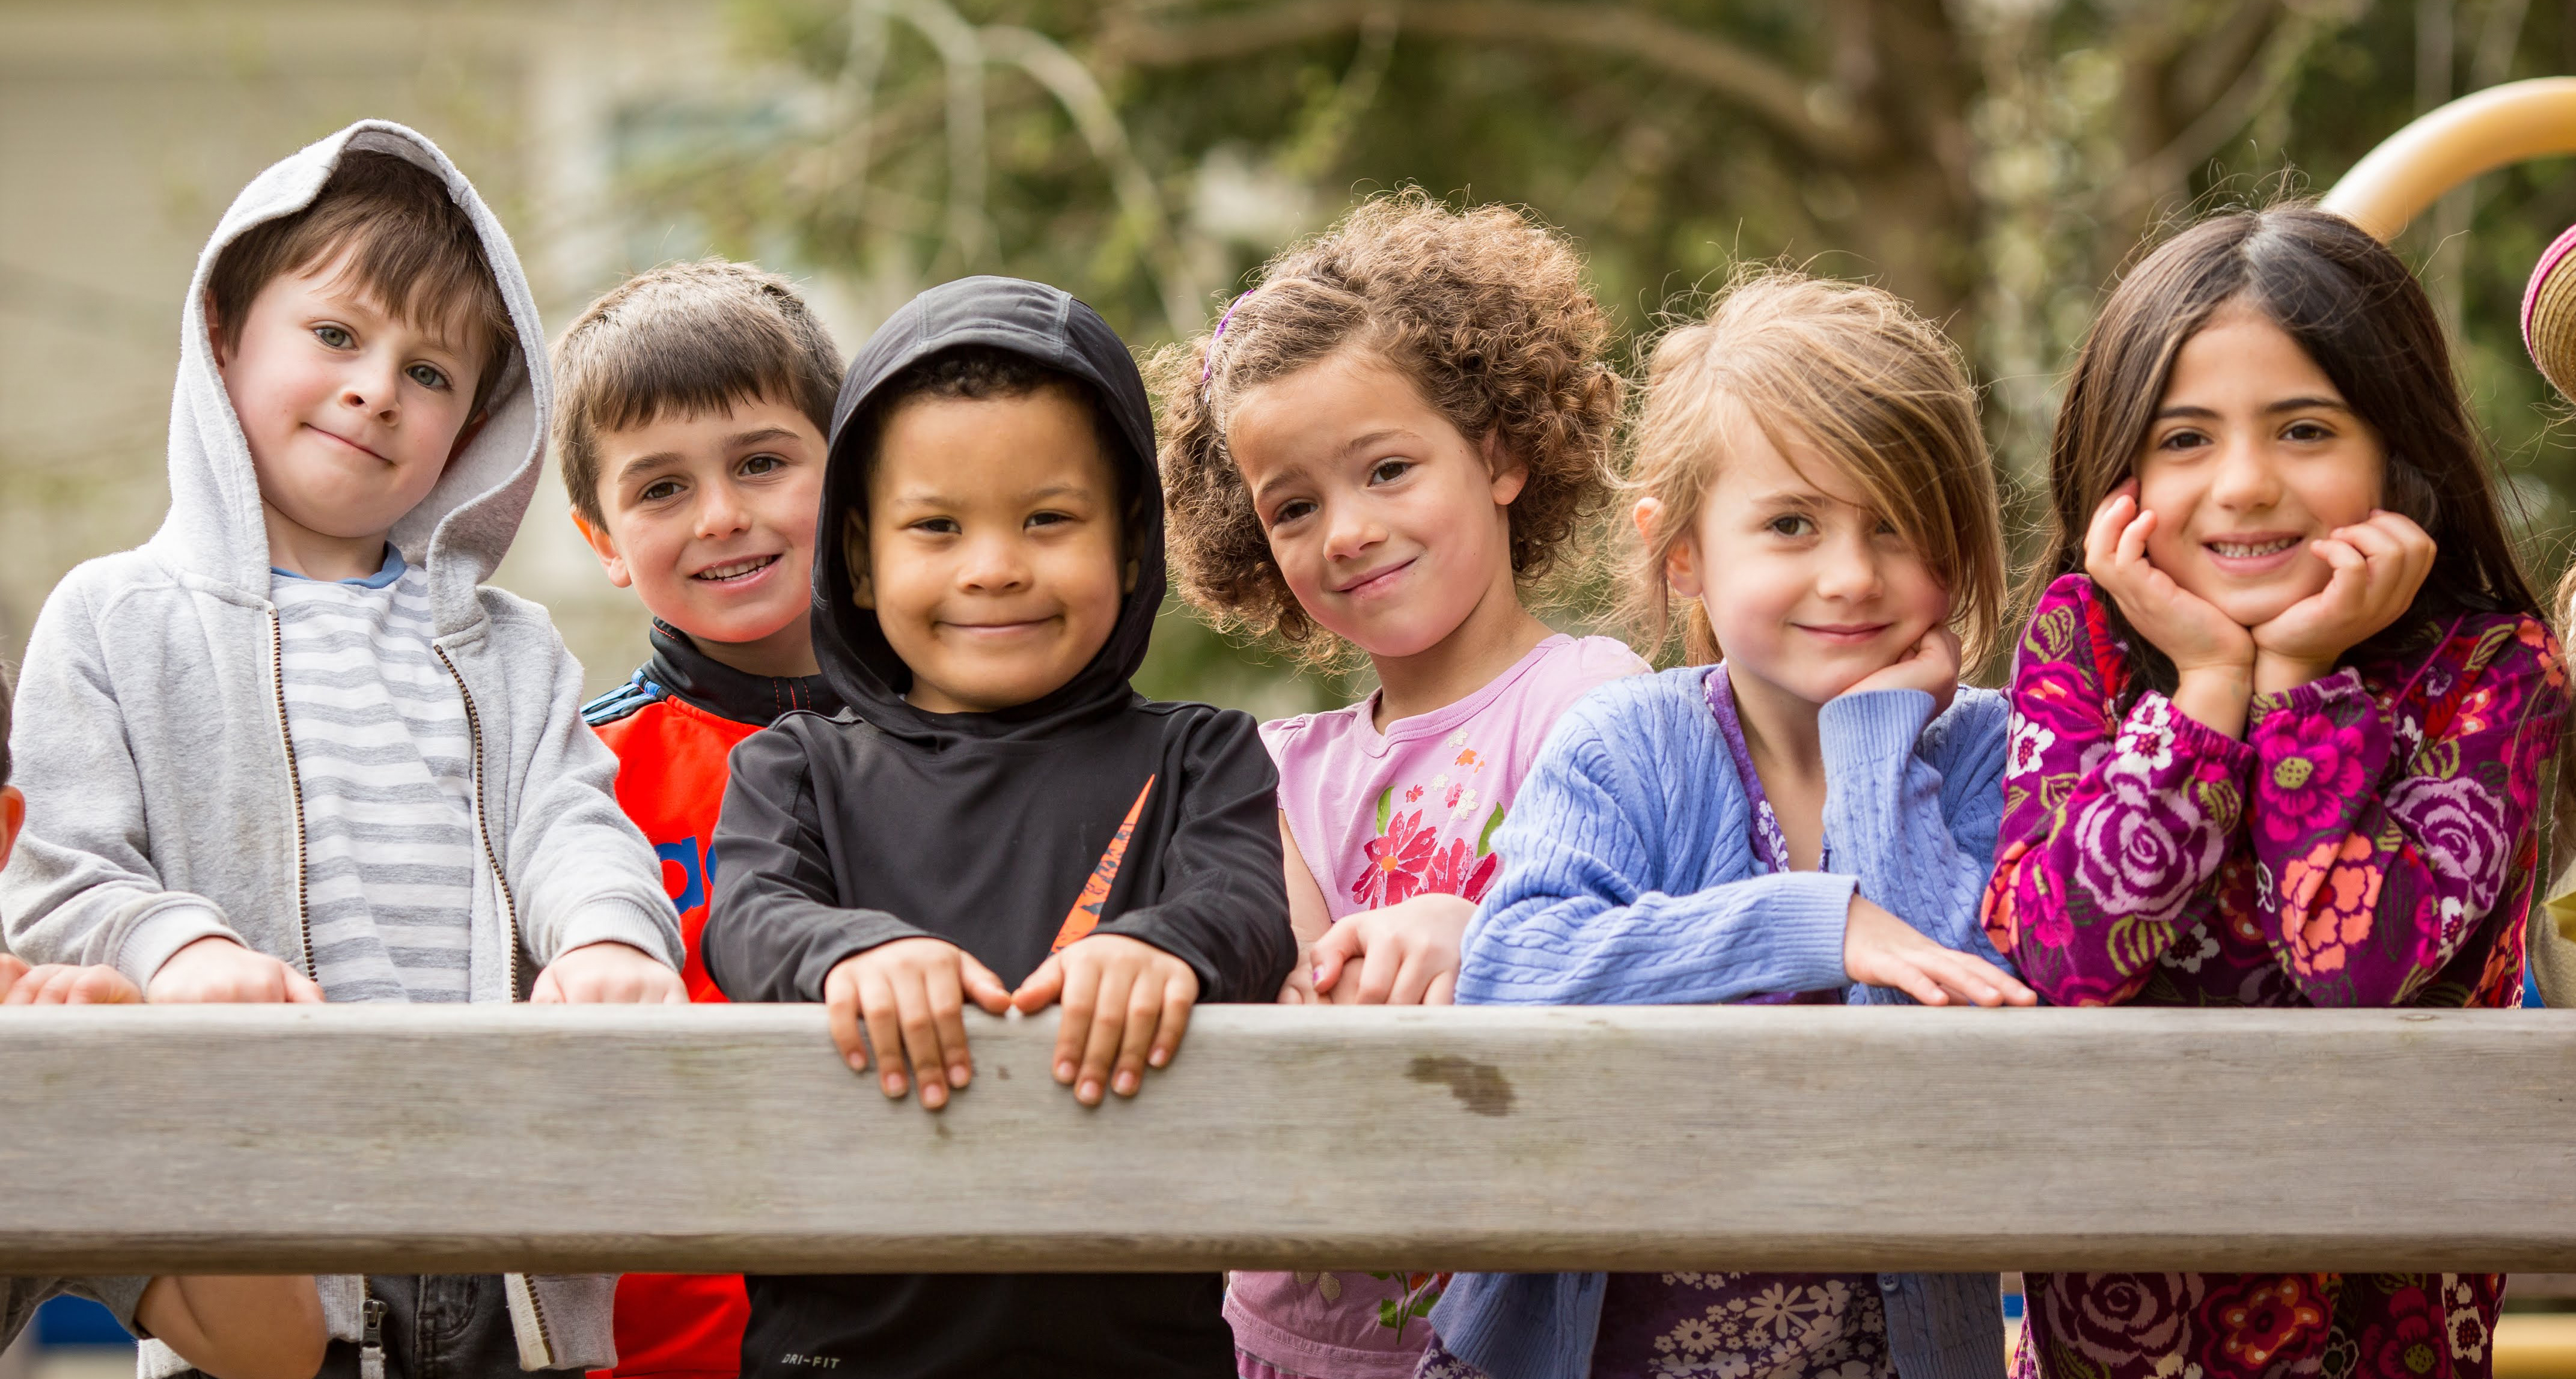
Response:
[1153,195,1645,1379]
[1985,206,2569,1379]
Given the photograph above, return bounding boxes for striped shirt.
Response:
[272,549,477,1003]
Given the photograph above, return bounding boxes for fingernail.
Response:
[1079,1079,1102,1103]
[951,1064,972,1088]
[849,1053,869,1073]
[884,1073,907,1097]
[920,1082,945,1109]
[1114,1070,1138,1095]
[1148,1047,1168,1068]
[1055,1060,1075,1084]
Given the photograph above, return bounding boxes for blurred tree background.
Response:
[612,0,2576,708]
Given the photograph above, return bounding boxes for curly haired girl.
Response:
[1153,193,1645,1378]
[1985,206,2568,1379]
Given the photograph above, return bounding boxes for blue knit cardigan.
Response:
[1429,666,2012,1379]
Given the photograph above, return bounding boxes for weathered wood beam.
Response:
[2,1004,2572,1275]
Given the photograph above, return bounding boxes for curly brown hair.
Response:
[1149,192,1623,664]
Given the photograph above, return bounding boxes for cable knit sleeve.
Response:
[1981,576,2256,1006]
[2242,616,2566,1006]
[1456,675,1854,1007]
[1823,686,2017,1006]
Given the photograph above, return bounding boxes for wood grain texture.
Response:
[2,1003,2572,1275]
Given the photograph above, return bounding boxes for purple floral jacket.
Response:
[1983,574,2566,1011]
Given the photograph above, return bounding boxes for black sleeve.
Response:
[1093,708,1295,1003]
[705,725,932,1003]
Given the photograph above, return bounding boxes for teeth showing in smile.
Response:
[2209,538,2298,559]
[694,555,777,582]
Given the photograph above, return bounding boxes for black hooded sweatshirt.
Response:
[703,277,1294,1379]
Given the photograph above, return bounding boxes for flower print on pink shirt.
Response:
[1230,633,1644,1379]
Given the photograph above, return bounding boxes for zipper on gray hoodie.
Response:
[0,120,683,1375]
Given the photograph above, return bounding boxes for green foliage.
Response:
[611,0,2576,710]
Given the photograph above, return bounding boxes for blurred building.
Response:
[0,0,874,697]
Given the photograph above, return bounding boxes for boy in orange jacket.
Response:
[555,260,844,1379]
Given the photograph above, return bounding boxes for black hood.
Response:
[814,276,1163,744]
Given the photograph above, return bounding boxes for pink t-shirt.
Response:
[1225,633,1645,1379]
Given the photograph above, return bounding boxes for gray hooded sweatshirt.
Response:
[0,121,679,1372]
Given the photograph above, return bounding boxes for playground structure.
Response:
[3,1003,2574,1276]
[13,75,2576,1379]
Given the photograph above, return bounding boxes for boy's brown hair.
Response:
[1151,192,1623,665]
[1625,270,2007,668]
[207,149,517,418]
[552,260,845,526]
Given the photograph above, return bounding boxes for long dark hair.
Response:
[2030,204,2542,703]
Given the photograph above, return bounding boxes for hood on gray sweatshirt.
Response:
[2,121,673,1374]
[160,121,548,630]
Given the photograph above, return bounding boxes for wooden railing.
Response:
[4,1004,2573,1276]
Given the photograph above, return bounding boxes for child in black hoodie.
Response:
[703,276,1295,1378]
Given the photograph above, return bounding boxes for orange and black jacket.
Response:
[581,621,837,1379]
[701,277,1295,1379]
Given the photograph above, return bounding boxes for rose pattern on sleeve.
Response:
[1986,576,2562,1379]
[1983,575,2565,1012]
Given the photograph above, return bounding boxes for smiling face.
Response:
[2135,300,2385,627]
[1224,348,1525,660]
[1665,399,1948,706]
[850,386,1131,714]
[213,253,489,573]
[579,395,828,677]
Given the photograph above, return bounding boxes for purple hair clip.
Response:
[1199,287,1259,398]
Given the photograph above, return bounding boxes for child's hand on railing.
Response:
[1842,895,2035,1007]
[1275,944,1320,1004]
[146,936,325,1005]
[1011,934,1200,1107]
[531,940,688,1006]
[1308,893,1473,1006]
[1,954,142,1004]
[822,937,1012,1110]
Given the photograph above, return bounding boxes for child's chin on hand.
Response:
[530,940,688,1005]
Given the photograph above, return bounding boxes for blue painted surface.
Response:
[34,1295,133,1347]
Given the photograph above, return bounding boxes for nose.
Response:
[694,478,750,541]
[1811,528,1885,603]
[955,528,1032,595]
[2206,433,2283,513]
[340,353,404,422]
[1320,496,1384,565]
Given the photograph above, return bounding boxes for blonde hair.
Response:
[1150,192,1623,666]
[1625,271,2006,668]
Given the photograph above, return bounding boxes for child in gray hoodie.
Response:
[0,121,683,1377]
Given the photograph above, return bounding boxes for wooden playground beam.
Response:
[2,1003,2573,1276]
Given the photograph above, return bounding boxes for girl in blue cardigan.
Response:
[1417,273,2031,1379]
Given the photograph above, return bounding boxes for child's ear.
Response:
[1638,497,1704,598]
[1482,430,1530,506]
[570,509,632,590]
[842,511,876,610]
[203,290,230,370]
